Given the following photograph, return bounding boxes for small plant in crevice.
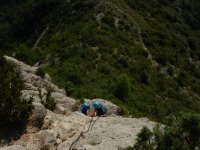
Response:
[38,88,56,111]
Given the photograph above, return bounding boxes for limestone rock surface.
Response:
[29,103,47,129]
[2,110,156,150]
[0,145,25,150]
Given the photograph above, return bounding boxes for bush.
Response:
[39,88,56,111]
[102,13,115,26]
[133,126,154,150]
[15,44,30,63]
[140,71,149,85]
[130,112,200,150]
[192,82,200,94]
[65,81,76,96]
[0,57,34,127]
[114,75,131,102]
[36,67,46,78]
[136,126,153,143]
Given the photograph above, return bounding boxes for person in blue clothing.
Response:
[92,101,108,117]
[80,102,90,115]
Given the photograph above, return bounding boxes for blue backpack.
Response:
[80,105,90,115]
[96,104,107,116]
[101,105,107,113]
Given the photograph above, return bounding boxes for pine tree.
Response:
[0,56,33,128]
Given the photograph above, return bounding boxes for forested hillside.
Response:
[0,0,200,122]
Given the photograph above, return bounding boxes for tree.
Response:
[0,57,33,128]
[130,112,200,150]
[180,113,200,149]
[114,75,131,102]
[134,126,154,150]
[65,81,76,96]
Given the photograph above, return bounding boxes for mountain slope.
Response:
[0,0,200,121]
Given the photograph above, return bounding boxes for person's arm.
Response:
[89,108,96,117]
[101,107,109,117]
[86,108,90,116]
[93,110,97,117]
[86,107,91,116]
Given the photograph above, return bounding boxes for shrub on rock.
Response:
[0,56,34,127]
[129,112,200,150]
[38,88,56,111]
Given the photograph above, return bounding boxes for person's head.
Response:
[93,101,99,109]
[83,102,89,107]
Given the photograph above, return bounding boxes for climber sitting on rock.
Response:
[80,102,90,115]
[92,101,108,117]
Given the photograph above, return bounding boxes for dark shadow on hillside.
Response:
[0,121,27,146]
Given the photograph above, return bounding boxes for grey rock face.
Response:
[56,114,156,150]
[44,73,52,82]
[4,56,37,74]
[15,130,57,150]
[2,106,157,150]
[78,117,154,150]
[30,103,47,129]
[0,145,25,150]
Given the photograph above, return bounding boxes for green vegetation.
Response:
[0,0,200,122]
[38,88,56,111]
[0,56,33,127]
[125,112,200,150]
[36,67,46,78]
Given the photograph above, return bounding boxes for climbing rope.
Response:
[68,117,100,150]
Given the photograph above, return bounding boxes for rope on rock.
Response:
[68,117,100,150]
